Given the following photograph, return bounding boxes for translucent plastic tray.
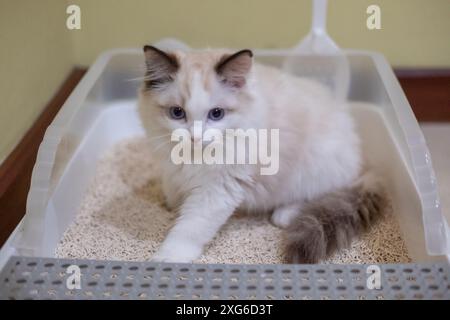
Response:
[1,47,449,270]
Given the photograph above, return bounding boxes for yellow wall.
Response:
[71,0,450,67]
[0,0,73,163]
[0,0,449,163]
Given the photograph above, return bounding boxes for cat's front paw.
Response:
[151,252,193,263]
[151,242,202,263]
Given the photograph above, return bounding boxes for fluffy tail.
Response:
[284,173,387,264]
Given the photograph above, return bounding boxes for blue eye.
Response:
[208,107,225,121]
[168,106,185,120]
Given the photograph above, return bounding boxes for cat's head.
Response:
[138,46,263,148]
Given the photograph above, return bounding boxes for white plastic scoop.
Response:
[283,0,350,101]
[152,37,191,52]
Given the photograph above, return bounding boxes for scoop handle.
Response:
[153,38,190,51]
[293,0,340,54]
[311,0,328,35]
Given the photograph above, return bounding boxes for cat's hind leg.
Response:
[271,203,302,228]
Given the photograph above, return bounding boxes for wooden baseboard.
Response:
[395,69,450,122]
[0,68,86,246]
[0,67,448,247]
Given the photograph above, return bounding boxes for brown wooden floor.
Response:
[0,67,449,247]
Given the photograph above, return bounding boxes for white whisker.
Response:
[148,133,172,142]
[152,140,171,153]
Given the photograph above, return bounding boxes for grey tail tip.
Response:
[283,173,387,264]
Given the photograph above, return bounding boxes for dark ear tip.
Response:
[143,45,154,52]
[243,49,253,58]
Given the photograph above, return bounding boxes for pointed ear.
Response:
[215,49,253,88]
[143,45,179,90]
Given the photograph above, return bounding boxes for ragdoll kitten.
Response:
[138,45,386,263]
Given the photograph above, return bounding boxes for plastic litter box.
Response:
[2,41,449,263]
[1,0,449,300]
[2,44,449,299]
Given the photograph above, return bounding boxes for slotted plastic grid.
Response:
[0,256,449,300]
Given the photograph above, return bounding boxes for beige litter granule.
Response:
[55,137,411,264]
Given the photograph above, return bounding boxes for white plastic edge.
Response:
[369,51,449,256]
[14,49,118,255]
